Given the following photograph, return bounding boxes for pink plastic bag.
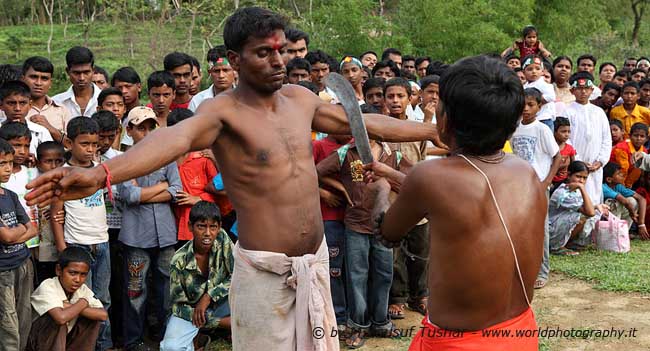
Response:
[592,214,630,253]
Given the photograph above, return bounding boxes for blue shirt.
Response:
[117,163,182,248]
[602,183,635,200]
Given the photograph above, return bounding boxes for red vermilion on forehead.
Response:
[266,33,282,50]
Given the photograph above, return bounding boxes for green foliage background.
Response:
[0,0,648,94]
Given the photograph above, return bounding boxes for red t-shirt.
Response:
[145,101,190,112]
[313,138,347,221]
[517,41,540,58]
[174,152,218,240]
[553,143,577,183]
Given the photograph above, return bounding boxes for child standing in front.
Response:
[551,117,577,190]
[50,117,113,351]
[611,122,648,188]
[0,138,37,351]
[522,55,556,129]
[510,87,564,289]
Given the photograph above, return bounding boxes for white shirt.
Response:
[590,86,602,101]
[27,120,53,155]
[189,85,216,112]
[31,277,103,332]
[565,102,612,204]
[63,162,108,244]
[525,77,556,121]
[510,120,560,181]
[52,84,101,117]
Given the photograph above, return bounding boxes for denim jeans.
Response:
[67,242,112,351]
[324,220,347,325]
[390,223,429,304]
[345,229,393,331]
[123,245,174,347]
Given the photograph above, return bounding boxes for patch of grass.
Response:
[550,240,650,294]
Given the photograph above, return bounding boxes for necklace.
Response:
[467,150,507,164]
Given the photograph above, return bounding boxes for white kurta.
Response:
[565,102,611,205]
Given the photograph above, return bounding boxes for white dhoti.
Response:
[230,238,339,351]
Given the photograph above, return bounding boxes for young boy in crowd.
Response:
[591,82,621,116]
[53,46,101,117]
[50,116,113,351]
[97,88,127,151]
[362,77,386,114]
[163,52,193,110]
[610,81,650,138]
[521,55,556,129]
[147,71,176,127]
[0,80,53,155]
[611,122,648,188]
[27,246,108,351]
[111,66,142,114]
[603,162,648,236]
[317,133,411,348]
[286,57,312,85]
[93,66,110,90]
[35,141,65,283]
[510,87,564,289]
[552,117,577,189]
[22,56,71,143]
[166,108,218,245]
[0,138,37,351]
[189,45,236,112]
[160,201,233,351]
[340,56,364,102]
[639,79,650,108]
[611,119,625,146]
[117,106,182,350]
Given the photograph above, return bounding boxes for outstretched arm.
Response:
[26,99,226,206]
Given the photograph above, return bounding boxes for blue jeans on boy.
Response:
[123,245,174,348]
[324,220,346,325]
[345,229,393,333]
[68,242,112,351]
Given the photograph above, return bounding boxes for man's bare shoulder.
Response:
[279,83,321,102]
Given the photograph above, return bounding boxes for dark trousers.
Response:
[108,229,124,347]
[324,220,346,325]
[26,314,101,351]
[389,223,429,305]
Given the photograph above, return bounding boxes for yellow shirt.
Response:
[610,104,650,138]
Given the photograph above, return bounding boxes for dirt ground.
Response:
[362,272,650,351]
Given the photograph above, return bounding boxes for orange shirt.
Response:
[174,152,218,240]
[611,140,647,188]
[610,104,650,138]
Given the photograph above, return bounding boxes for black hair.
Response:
[631,68,647,77]
[223,7,288,53]
[163,52,193,72]
[58,246,92,269]
[372,60,400,78]
[0,122,31,142]
[360,103,380,114]
[284,28,309,47]
[640,78,650,88]
[567,160,589,175]
[286,58,311,74]
[622,81,640,92]
[504,54,520,63]
[190,56,200,72]
[189,200,221,224]
[65,46,94,68]
[426,61,450,76]
[514,67,523,73]
[415,56,432,67]
[419,75,440,90]
[93,66,109,81]
[577,54,597,67]
[384,77,412,96]
[207,45,228,62]
[111,66,141,85]
[98,87,123,106]
[363,77,386,96]
[610,119,623,129]
[0,138,15,156]
[603,162,621,181]
[36,141,64,159]
[0,64,23,85]
[327,55,339,74]
[522,25,537,38]
[147,71,176,92]
[22,56,54,75]
[603,82,622,93]
[400,70,417,82]
[305,50,332,66]
[360,51,378,61]
[614,70,630,79]
[552,55,573,69]
[523,87,543,104]
[402,55,415,63]
[67,116,99,141]
[626,57,638,63]
[297,81,319,95]
[598,62,617,74]
[91,110,120,132]
[542,59,552,73]
[439,55,523,156]
[630,122,649,135]
[568,71,595,85]
[362,66,372,78]
[167,108,194,127]
[553,116,570,131]
[381,48,402,61]
[0,80,31,101]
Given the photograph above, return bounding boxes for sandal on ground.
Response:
[194,333,211,351]
[370,322,402,338]
[337,324,350,340]
[534,279,547,289]
[346,330,366,349]
[407,297,428,316]
[388,303,405,319]
[551,247,580,256]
